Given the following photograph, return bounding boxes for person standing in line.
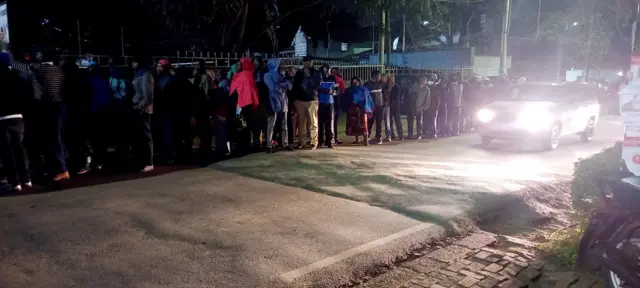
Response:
[264,58,294,154]
[0,52,31,192]
[407,75,431,140]
[130,58,155,172]
[190,60,214,163]
[387,75,404,141]
[285,67,297,146]
[436,73,449,137]
[86,62,114,171]
[330,67,345,145]
[364,70,390,144]
[152,59,177,163]
[293,56,321,150]
[447,73,464,136]
[31,51,70,181]
[423,73,441,139]
[317,67,337,148]
[345,77,374,145]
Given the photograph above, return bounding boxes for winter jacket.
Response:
[448,82,463,107]
[364,80,386,108]
[0,68,30,119]
[87,70,113,112]
[264,58,292,114]
[410,84,431,112]
[389,84,402,111]
[32,63,65,103]
[231,58,259,111]
[153,72,175,113]
[294,67,322,102]
[132,69,155,114]
[318,75,337,105]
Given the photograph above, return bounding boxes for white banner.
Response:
[622,57,640,175]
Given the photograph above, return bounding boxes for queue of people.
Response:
[0,51,489,193]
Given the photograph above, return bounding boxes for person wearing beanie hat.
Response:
[0,52,31,192]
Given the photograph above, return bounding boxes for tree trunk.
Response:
[233,2,249,53]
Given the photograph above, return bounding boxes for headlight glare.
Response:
[477,109,495,123]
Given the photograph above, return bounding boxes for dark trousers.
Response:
[64,107,90,172]
[369,106,391,140]
[437,101,448,135]
[0,118,30,185]
[88,110,109,166]
[153,111,174,161]
[448,105,462,135]
[407,110,424,138]
[318,103,335,145]
[215,117,229,155]
[390,107,404,139]
[43,103,68,175]
[424,108,438,137]
[287,110,297,146]
[333,105,340,143]
[133,112,153,167]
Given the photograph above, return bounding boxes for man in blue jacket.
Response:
[264,58,293,154]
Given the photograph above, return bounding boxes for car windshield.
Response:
[502,85,564,102]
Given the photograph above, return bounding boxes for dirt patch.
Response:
[474,181,574,241]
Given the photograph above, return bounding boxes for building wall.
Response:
[368,48,474,69]
[474,55,511,78]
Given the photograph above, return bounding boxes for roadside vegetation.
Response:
[538,142,624,267]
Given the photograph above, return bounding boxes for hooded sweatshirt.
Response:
[264,58,292,114]
[0,65,30,119]
[131,69,155,114]
[231,58,259,111]
[87,67,113,112]
[294,66,322,102]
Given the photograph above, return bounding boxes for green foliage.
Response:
[538,215,589,268]
[571,142,624,213]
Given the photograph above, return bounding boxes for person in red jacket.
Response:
[330,67,345,144]
[231,58,259,112]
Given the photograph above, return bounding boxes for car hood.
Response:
[484,100,558,112]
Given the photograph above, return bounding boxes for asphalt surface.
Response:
[0,116,622,288]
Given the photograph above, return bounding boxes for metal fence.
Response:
[59,53,476,84]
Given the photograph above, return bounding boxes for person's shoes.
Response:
[95,164,104,171]
[76,166,91,175]
[266,147,274,154]
[297,143,306,150]
[335,140,342,145]
[23,182,33,189]
[364,140,370,146]
[399,137,405,141]
[0,178,8,186]
[417,136,422,140]
[310,145,318,150]
[376,140,383,145]
[140,165,154,173]
[386,137,392,142]
[53,171,71,181]
[327,143,334,149]
[286,146,296,152]
[12,185,22,193]
[453,132,461,136]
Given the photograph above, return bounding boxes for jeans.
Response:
[390,107,404,139]
[437,101,448,135]
[407,110,424,138]
[318,103,335,146]
[133,112,153,167]
[0,118,30,185]
[448,105,462,135]
[294,100,319,147]
[424,108,438,137]
[266,112,289,148]
[41,103,68,175]
[215,117,229,155]
[369,106,390,141]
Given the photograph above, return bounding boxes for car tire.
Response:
[580,117,596,142]
[481,136,494,145]
[543,124,561,150]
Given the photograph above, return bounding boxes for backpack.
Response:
[109,76,131,100]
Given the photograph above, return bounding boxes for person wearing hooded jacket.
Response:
[264,59,294,154]
[0,52,31,192]
[130,57,155,172]
[407,75,431,139]
[447,73,464,136]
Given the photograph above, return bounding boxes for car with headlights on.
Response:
[475,82,600,150]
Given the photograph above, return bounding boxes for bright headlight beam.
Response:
[477,109,494,123]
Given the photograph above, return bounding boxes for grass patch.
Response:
[537,214,589,268]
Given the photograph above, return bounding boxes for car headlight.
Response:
[477,108,495,123]
[516,107,553,131]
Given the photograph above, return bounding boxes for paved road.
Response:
[0,116,622,288]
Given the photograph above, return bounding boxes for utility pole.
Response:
[120,26,125,57]
[632,1,640,57]
[499,0,511,77]
[402,0,406,52]
[77,20,82,54]
[379,10,386,72]
[387,10,392,66]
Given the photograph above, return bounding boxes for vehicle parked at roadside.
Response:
[475,82,600,150]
